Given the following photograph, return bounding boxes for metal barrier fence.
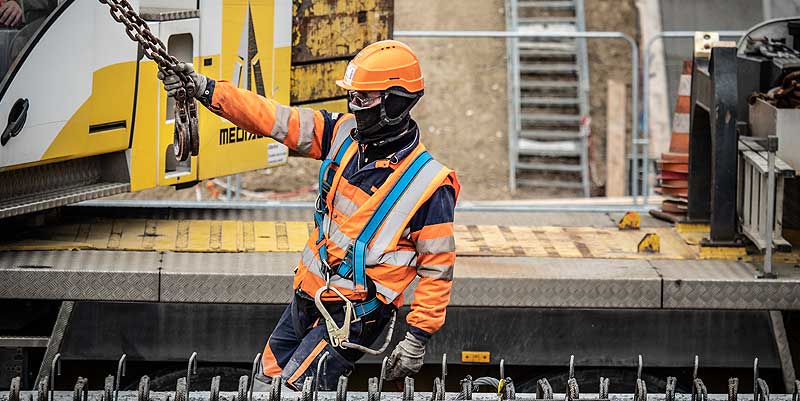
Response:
[189,29,757,212]
[394,30,642,204]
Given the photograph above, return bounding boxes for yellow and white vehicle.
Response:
[0,0,392,219]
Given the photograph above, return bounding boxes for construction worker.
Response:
[159,40,459,389]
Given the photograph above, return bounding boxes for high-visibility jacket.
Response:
[200,80,460,338]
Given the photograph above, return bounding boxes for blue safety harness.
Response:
[313,133,433,318]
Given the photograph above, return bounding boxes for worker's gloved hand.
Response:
[384,332,426,380]
[157,62,207,99]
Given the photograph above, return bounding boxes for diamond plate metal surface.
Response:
[0,251,159,301]
[0,182,130,218]
[654,260,800,309]
[159,252,299,303]
[0,154,130,218]
[3,250,799,310]
[450,257,662,308]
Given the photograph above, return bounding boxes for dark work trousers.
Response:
[259,290,395,390]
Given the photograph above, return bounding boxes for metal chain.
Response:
[750,70,800,109]
[97,0,199,161]
[97,0,195,98]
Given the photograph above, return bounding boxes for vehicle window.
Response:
[0,0,58,82]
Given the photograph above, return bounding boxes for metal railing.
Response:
[504,0,520,191]
[79,199,657,213]
[142,29,762,213]
[394,30,642,204]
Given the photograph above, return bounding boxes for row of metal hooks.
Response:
[7,353,800,401]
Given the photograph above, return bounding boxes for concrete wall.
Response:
[659,0,764,117]
[766,0,800,19]
[395,0,509,200]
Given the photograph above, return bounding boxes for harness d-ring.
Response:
[314,284,354,348]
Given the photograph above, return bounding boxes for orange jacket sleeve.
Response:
[406,173,460,339]
[207,80,332,159]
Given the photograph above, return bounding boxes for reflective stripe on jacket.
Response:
[207,80,460,335]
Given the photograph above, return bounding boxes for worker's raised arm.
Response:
[203,80,335,159]
[159,63,338,160]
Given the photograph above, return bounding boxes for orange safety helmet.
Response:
[336,40,424,93]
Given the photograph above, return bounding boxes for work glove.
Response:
[157,62,207,99]
[383,332,426,380]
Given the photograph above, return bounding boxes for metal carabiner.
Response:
[314,285,353,348]
[315,195,327,214]
[322,264,333,290]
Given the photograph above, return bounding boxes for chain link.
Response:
[98,0,195,98]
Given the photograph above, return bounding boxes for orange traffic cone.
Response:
[652,60,692,223]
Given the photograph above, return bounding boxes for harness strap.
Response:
[312,132,432,315]
[352,277,380,318]
[314,135,354,260]
[339,151,434,292]
[353,297,382,317]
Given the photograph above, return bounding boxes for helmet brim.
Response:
[335,79,357,91]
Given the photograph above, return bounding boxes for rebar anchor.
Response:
[115,354,127,401]
[50,353,62,401]
[565,356,578,401]
[754,358,770,401]
[692,355,708,401]
[635,355,647,401]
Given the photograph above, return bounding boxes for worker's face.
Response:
[348,90,382,110]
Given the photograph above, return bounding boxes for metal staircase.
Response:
[506,0,590,196]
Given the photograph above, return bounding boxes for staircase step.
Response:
[520,80,578,89]
[519,16,577,25]
[521,113,581,123]
[521,97,580,106]
[519,148,581,157]
[518,49,576,59]
[517,41,576,51]
[520,64,577,73]
[518,0,576,9]
[520,129,583,140]
[517,178,584,189]
[518,138,581,157]
[517,162,583,172]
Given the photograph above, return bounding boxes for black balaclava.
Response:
[351,87,422,147]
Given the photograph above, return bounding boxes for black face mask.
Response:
[353,103,384,136]
[350,89,421,145]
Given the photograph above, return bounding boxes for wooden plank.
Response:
[290,59,349,103]
[605,79,627,197]
[292,0,393,63]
